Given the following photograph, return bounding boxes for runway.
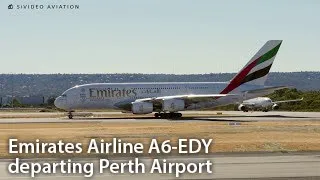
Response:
[1,152,319,179]
[0,111,319,123]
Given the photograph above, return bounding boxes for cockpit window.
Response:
[62,94,67,97]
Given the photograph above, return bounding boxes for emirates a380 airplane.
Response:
[55,40,285,119]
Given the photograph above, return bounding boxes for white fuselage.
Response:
[243,97,274,109]
[54,82,270,111]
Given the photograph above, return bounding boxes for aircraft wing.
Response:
[273,98,303,104]
[244,86,288,94]
[115,94,239,111]
[136,94,239,104]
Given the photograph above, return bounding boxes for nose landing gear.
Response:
[67,111,73,119]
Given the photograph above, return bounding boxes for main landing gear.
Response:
[154,112,182,119]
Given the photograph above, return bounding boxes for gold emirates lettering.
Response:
[89,88,137,98]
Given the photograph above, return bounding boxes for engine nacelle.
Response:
[131,102,153,114]
[238,104,247,111]
[272,104,279,110]
[162,99,185,112]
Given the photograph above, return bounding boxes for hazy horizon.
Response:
[1,71,319,75]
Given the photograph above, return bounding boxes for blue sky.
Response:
[1,0,319,74]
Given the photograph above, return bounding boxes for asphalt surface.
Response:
[0,111,319,123]
[1,153,319,179]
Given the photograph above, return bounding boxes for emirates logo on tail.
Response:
[220,40,282,94]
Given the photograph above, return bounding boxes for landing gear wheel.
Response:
[68,112,73,119]
[158,112,182,119]
[159,113,167,119]
[154,113,160,118]
[173,113,182,118]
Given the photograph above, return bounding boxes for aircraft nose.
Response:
[54,96,67,110]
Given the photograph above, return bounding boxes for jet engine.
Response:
[131,102,153,114]
[238,104,247,111]
[162,99,185,112]
[272,104,279,110]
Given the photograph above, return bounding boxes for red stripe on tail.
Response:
[220,58,259,94]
